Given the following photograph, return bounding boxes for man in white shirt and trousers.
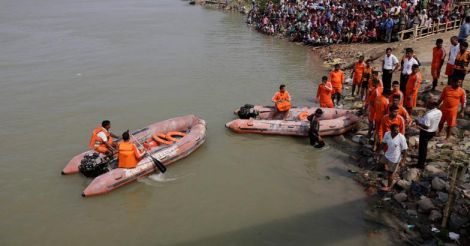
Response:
[377,124,408,191]
[414,100,442,169]
[382,47,399,93]
[400,48,420,96]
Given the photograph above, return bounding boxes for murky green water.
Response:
[0,0,389,245]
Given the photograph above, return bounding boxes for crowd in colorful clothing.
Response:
[247,0,465,45]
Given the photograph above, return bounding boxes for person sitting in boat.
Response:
[272,84,291,119]
[118,131,145,169]
[89,120,118,156]
[307,108,325,149]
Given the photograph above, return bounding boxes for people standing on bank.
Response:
[431,39,446,91]
[376,124,408,192]
[389,81,404,107]
[382,48,399,93]
[316,76,334,108]
[272,84,291,120]
[360,60,373,101]
[438,79,467,139]
[390,94,411,125]
[373,90,390,144]
[451,41,470,85]
[400,48,419,95]
[351,55,365,97]
[366,78,383,137]
[405,64,422,113]
[329,63,345,107]
[445,36,460,85]
[307,109,325,149]
[414,100,442,169]
[458,16,470,42]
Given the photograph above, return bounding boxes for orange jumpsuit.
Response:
[439,86,466,127]
[118,141,143,169]
[367,85,383,121]
[431,47,445,80]
[389,88,404,106]
[329,70,345,94]
[405,72,422,109]
[397,105,411,125]
[378,114,406,142]
[316,82,334,108]
[373,95,389,128]
[353,61,365,85]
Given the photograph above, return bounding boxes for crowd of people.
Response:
[247,0,466,45]
[270,35,468,191]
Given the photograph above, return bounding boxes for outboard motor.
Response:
[78,152,110,178]
[237,104,258,119]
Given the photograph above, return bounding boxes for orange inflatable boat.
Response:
[227,105,359,136]
[62,115,206,197]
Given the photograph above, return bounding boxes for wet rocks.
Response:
[404,168,420,182]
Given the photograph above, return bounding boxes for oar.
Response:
[130,134,167,173]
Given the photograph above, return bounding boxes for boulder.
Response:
[352,135,363,143]
[450,214,470,229]
[432,177,448,191]
[397,180,412,190]
[404,168,420,182]
[429,210,442,222]
[394,192,408,203]
[408,136,419,148]
[457,119,470,129]
[406,209,418,217]
[437,191,449,203]
[424,165,444,177]
[418,196,435,212]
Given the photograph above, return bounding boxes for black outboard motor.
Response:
[237,104,258,119]
[78,153,110,178]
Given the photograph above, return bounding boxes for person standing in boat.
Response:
[316,76,334,108]
[307,108,325,149]
[272,84,291,119]
[118,131,145,169]
[329,63,345,107]
[89,120,119,156]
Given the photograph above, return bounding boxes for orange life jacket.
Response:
[454,50,470,72]
[118,141,142,169]
[276,101,292,112]
[89,126,112,150]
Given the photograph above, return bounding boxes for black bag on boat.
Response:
[78,153,110,178]
[237,104,258,119]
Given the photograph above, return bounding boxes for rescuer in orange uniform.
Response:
[378,105,406,142]
[431,39,446,91]
[329,63,345,106]
[374,90,390,139]
[390,94,411,125]
[405,64,422,113]
[360,59,373,101]
[452,41,470,85]
[118,131,145,169]
[438,79,467,139]
[89,120,118,156]
[272,84,292,119]
[316,76,334,108]
[366,78,383,137]
[351,55,365,97]
[389,81,404,106]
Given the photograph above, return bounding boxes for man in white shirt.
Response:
[382,47,399,93]
[445,36,460,85]
[400,48,420,93]
[376,124,408,191]
[414,100,442,168]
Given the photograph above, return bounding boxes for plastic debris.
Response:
[449,232,460,241]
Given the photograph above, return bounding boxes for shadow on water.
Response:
[171,198,388,246]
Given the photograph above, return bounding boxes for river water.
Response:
[0,0,389,245]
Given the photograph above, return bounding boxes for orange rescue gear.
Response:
[298,111,309,121]
[454,50,470,72]
[89,126,113,154]
[366,85,383,121]
[118,141,143,169]
[431,47,445,80]
[272,91,291,102]
[405,72,422,109]
[329,70,345,94]
[165,131,187,142]
[373,95,389,125]
[153,133,173,145]
[389,89,404,106]
[378,114,406,142]
[353,61,365,85]
[316,82,334,108]
[439,86,467,127]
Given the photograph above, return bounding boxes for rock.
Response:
[352,101,364,110]
[437,191,449,203]
[356,130,368,136]
[394,192,408,203]
[457,119,470,129]
[409,136,419,148]
[418,196,435,212]
[412,107,427,117]
[352,135,363,143]
[429,210,443,222]
[424,165,444,177]
[464,130,470,137]
[432,177,448,191]
[404,168,420,182]
[450,214,470,229]
[359,147,374,157]
[406,209,418,217]
[397,180,411,190]
[428,161,448,169]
